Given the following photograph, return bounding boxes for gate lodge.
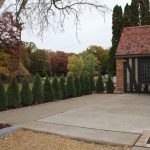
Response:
[116,25,150,93]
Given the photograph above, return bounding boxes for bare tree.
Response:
[0,0,109,34]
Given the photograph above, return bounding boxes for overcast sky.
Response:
[22,0,131,53]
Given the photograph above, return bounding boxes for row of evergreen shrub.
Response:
[0,74,115,111]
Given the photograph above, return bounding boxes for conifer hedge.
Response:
[106,75,115,93]
[96,74,105,93]
[60,76,68,99]
[84,75,91,95]
[66,75,76,97]
[21,79,33,106]
[6,77,21,108]
[0,79,6,110]
[74,76,81,96]
[32,73,44,104]
[52,76,63,100]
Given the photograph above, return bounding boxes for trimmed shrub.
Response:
[106,75,115,93]
[66,75,76,97]
[84,75,91,95]
[32,73,44,104]
[6,77,21,108]
[21,79,33,106]
[0,79,6,110]
[74,76,81,96]
[52,77,63,100]
[60,76,68,99]
[96,74,105,93]
[43,76,54,102]
[90,76,96,93]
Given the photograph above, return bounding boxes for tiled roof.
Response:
[116,25,150,58]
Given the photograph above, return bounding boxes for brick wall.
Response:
[116,59,124,93]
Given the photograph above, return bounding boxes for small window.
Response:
[139,58,150,83]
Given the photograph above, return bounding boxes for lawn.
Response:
[0,129,131,150]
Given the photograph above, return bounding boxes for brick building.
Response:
[115,25,150,93]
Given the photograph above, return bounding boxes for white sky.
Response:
[22,0,131,53]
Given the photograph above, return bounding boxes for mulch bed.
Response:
[0,124,10,129]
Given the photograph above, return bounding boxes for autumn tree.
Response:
[50,51,69,76]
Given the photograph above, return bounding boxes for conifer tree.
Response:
[140,0,150,25]
[6,77,21,108]
[106,75,115,93]
[130,0,140,26]
[66,75,76,97]
[74,76,81,96]
[0,79,6,110]
[60,76,68,99]
[79,75,85,95]
[84,75,91,95]
[21,79,33,106]
[109,5,123,75]
[52,77,63,100]
[43,76,54,102]
[123,4,132,27]
[32,73,44,104]
[96,74,105,93]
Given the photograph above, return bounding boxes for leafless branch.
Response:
[0,0,110,35]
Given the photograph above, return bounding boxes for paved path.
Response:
[0,94,150,148]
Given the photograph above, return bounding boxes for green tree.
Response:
[130,0,140,26]
[52,77,63,100]
[67,53,97,77]
[109,5,123,75]
[90,76,96,93]
[60,76,68,99]
[67,55,84,76]
[82,53,98,77]
[0,78,6,110]
[106,75,115,93]
[96,74,105,93]
[140,0,150,25]
[66,75,76,97]
[6,77,21,108]
[74,76,81,96]
[43,76,54,102]
[84,75,91,95]
[32,73,44,104]
[20,79,33,106]
[123,4,132,27]
[30,50,49,76]
[85,45,109,75]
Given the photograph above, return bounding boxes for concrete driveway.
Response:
[0,94,150,148]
